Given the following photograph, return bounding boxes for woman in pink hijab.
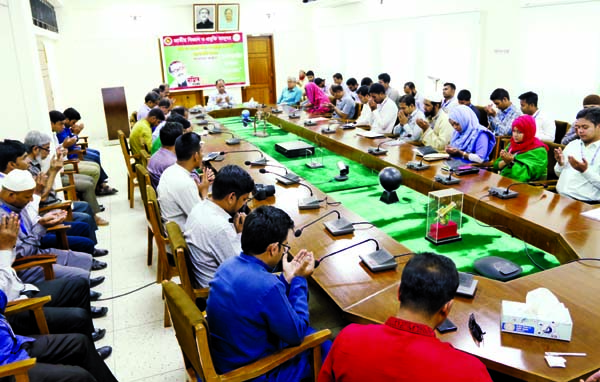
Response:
[304,82,332,114]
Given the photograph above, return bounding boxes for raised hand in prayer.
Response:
[445,146,460,155]
[233,212,246,234]
[50,151,65,172]
[416,118,430,131]
[0,214,20,250]
[554,147,565,166]
[33,173,47,196]
[499,150,515,164]
[397,110,408,126]
[485,104,497,117]
[282,249,315,283]
[568,155,588,173]
[63,136,78,147]
[368,98,377,111]
[38,209,68,227]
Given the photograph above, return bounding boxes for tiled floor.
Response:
[94,142,347,381]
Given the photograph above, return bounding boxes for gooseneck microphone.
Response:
[258,166,301,184]
[203,123,222,134]
[294,210,341,237]
[434,168,460,185]
[368,139,394,155]
[224,132,241,145]
[407,156,430,171]
[489,182,530,199]
[314,238,379,268]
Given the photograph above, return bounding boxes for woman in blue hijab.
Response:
[446,105,496,163]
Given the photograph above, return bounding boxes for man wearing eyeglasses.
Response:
[206,205,327,381]
[184,165,254,290]
[319,252,492,382]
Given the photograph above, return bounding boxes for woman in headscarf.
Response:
[304,82,332,115]
[446,105,496,163]
[493,115,548,181]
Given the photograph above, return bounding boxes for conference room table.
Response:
[199,106,600,382]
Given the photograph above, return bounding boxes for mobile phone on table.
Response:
[437,318,458,333]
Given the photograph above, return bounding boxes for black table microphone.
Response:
[314,238,379,268]
[258,168,301,185]
[489,182,530,199]
[219,149,267,165]
[224,132,241,145]
[294,210,341,237]
[367,139,394,155]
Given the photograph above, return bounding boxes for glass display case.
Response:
[426,189,463,245]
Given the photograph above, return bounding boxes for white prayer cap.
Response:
[424,91,443,104]
[2,170,35,192]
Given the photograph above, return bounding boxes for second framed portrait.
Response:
[194,4,216,32]
[217,4,239,31]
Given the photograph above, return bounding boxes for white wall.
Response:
[0,0,51,140]
[44,0,600,141]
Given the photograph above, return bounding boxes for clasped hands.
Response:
[38,209,68,228]
[282,249,315,283]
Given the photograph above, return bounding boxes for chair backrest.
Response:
[489,135,510,163]
[135,165,151,218]
[475,105,489,128]
[162,281,218,382]
[165,221,197,300]
[118,130,136,178]
[351,102,361,120]
[545,141,565,180]
[554,120,570,144]
[146,185,167,239]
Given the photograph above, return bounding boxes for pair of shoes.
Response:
[92,259,107,271]
[90,290,102,301]
[96,186,118,196]
[93,248,109,257]
[92,328,106,342]
[90,276,105,288]
[91,306,108,319]
[97,346,112,360]
[94,215,109,226]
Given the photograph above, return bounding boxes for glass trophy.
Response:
[306,147,324,169]
[425,189,463,245]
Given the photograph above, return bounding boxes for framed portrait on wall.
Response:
[217,4,240,31]
[194,4,216,32]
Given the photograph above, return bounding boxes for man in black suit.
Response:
[196,7,214,29]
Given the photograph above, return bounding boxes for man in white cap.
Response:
[416,92,454,151]
[0,170,105,293]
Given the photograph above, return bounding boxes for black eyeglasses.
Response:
[469,313,485,343]
[280,243,291,254]
[37,146,50,152]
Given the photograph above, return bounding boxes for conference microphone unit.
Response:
[367,139,394,155]
[195,119,209,126]
[258,166,301,186]
[489,182,530,199]
[219,149,267,165]
[203,124,223,134]
[203,151,225,162]
[314,238,397,272]
[288,110,301,119]
[321,121,339,134]
[294,210,355,237]
[224,132,241,145]
[406,157,430,171]
[296,182,323,210]
[434,169,460,185]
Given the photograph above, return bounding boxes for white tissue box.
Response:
[501,300,572,341]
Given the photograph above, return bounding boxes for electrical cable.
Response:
[96,282,155,301]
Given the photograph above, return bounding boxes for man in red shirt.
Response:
[318,252,492,382]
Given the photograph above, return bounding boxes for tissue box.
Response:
[501,301,572,341]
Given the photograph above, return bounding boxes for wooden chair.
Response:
[146,186,178,288]
[139,149,151,168]
[554,120,570,144]
[475,105,489,128]
[162,281,331,382]
[118,130,140,208]
[0,358,36,382]
[165,221,209,304]
[135,165,154,266]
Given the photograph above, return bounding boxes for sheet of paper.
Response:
[356,130,384,138]
[581,208,600,222]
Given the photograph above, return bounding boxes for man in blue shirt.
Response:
[328,85,355,120]
[207,205,329,381]
[277,76,303,105]
[485,88,522,135]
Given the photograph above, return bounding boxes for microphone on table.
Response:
[406,156,430,171]
[223,132,241,145]
[203,124,222,134]
[434,168,460,185]
[316,238,398,272]
[295,181,324,210]
[217,149,267,165]
[294,209,354,237]
[258,166,301,185]
[321,120,340,134]
[367,139,394,155]
[489,182,530,199]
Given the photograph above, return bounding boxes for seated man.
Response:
[1,215,109,348]
[378,73,401,105]
[518,91,556,142]
[207,205,329,381]
[148,121,184,189]
[61,108,117,196]
[555,107,600,203]
[485,88,522,136]
[0,290,117,380]
[562,94,600,145]
[138,91,160,121]
[319,252,492,381]
[152,105,188,143]
[151,113,191,155]
[457,89,482,123]
[354,86,373,126]
[327,85,355,120]
[49,111,100,189]
[207,79,235,109]
[0,170,105,287]
[345,77,359,101]
[157,132,213,227]
[403,81,425,112]
[328,73,349,98]
[441,82,458,113]
[360,77,373,87]
[277,76,302,105]
[130,108,165,158]
[367,83,398,134]
[393,95,425,141]
[417,94,454,151]
[185,165,254,288]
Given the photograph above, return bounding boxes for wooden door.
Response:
[101,87,130,140]
[242,35,276,104]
